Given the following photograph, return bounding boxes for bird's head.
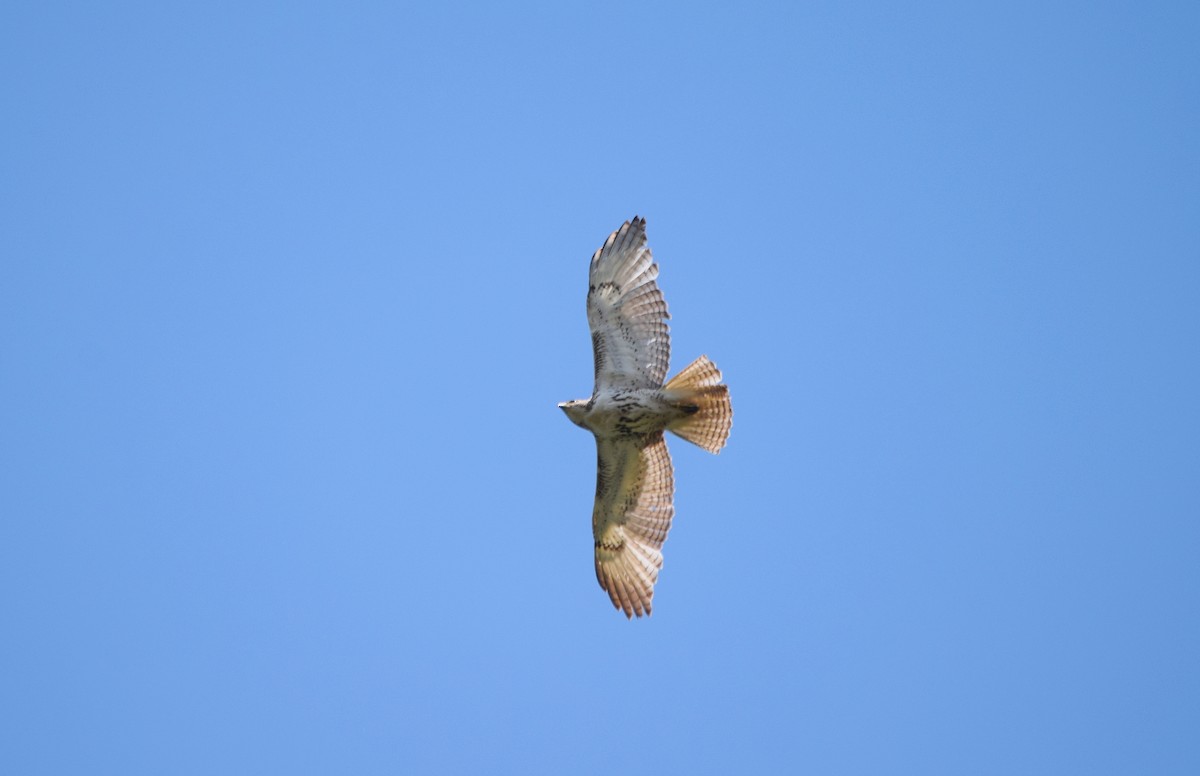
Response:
[558,399,588,428]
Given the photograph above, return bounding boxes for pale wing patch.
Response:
[592,433,676,618]
[587,217,671,391]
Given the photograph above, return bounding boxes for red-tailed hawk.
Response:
[559,217,732,618]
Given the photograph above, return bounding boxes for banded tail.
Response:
[664,355,733,454]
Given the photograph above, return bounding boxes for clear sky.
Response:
[2,2,1198,774]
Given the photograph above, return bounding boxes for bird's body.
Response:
[561,389,686,439]
[559,217,732,618]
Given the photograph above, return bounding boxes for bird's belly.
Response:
[584,391,674,438]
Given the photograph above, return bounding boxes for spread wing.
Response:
[587,217,671,392]
[593,433,675,618]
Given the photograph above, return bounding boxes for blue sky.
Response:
[2,2,1198,773]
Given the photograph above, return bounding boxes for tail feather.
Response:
[664,356,732,454]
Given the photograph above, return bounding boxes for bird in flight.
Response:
[559,217,732,618]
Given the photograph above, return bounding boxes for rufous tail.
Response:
[664,355,732,454]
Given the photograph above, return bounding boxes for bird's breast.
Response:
[584,390,675,438]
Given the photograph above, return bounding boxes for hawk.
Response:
[559,217,732,618]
